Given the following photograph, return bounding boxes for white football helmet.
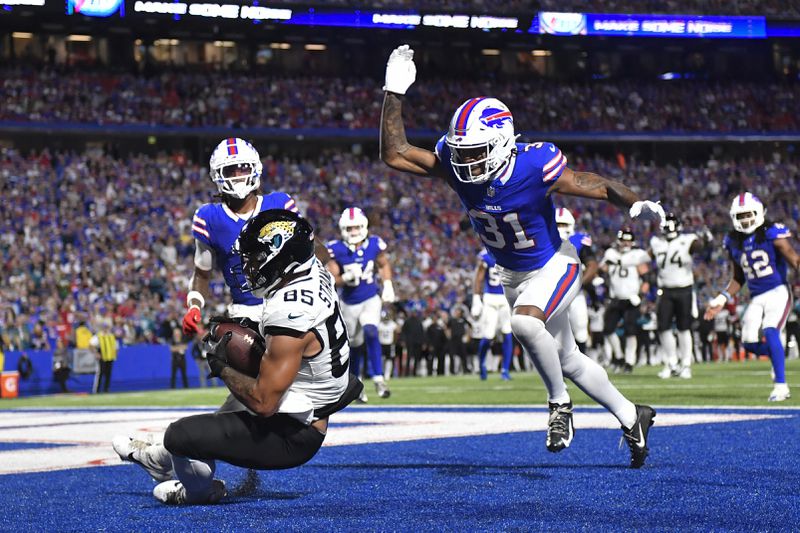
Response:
[209,137,263,200]
[339,207,369,246]
[555,207,576,240]
[729,192,765,234]
[445,97,516,184]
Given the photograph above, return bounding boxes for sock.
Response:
[171,454,216,502]
[607,334,623,364]
[364,325,383,378]
[350,344,365,377]
[659,330,678,370]
[501,333,513,373]
[764,327,786,383]
[510,314,569,403]
[677,329,693,368]
[624,336,638,367]
[561,345,637,428]
[478,338,491,371]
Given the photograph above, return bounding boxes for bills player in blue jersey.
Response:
[705,193,800,402]
[380,45,664,467]
[555,207,599,355]
[326,207,395,401]
[472,249,513,380]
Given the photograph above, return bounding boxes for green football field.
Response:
[2,358,797,409]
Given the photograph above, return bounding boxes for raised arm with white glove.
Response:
[383,44,417,95]
[629,200,666,225]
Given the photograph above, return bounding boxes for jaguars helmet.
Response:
[338,207,369,246]
[234,209,315,298]
[445,97,516,184]
[555,207,576,240]
[729,192,765,234]
[617,227,635,251]
[209,137,263,200]
[661,212,682,240]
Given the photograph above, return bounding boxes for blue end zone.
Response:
[1,411,798,531]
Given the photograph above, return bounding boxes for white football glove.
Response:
[629,200,666,225]
[341,263,361,287]
[381,280,396,303]
[471,295,483,318]
[629,294,642,307]
[383,44,416,95]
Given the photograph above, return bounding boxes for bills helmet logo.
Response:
[479,107,513,129]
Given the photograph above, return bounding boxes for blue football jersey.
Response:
[327,235,387,305]
[191,192,299,306]
[436,139,566,271]
[478,250,504,295]
[569,232,594,263]
[723,223,791,296]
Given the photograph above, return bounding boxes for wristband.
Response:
[187,290,205,309]
[721,290,732,302]
[709,294,727,308]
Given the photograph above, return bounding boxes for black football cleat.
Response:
[622,404,656,468]
[546,402,574,453]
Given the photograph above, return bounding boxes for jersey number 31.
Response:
[469,210,536,250]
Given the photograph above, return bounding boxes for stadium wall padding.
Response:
[2,345,202,396]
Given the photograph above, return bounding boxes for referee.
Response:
[91,319,118,393]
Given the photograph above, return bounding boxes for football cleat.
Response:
[546,402,574,453]
[621,404,656,469]
[657,367,673,380]
[768,383,791,402]
[479,365,488,381]
[375,380,391,399]
[112,435,173,482]
[500,370,512,381]
[153,479,226,505]
[356,389,369,404]
[678,367,692,379]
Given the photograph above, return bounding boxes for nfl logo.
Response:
[487,187,495,197]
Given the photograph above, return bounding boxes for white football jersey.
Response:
[602,247,650,300]
[650,234,697,289]
[378,318,397,345]
[260,258,349,423]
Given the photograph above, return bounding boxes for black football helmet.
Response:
[661,212,682,240]
[233,209,315,298]
[617,227,635,251]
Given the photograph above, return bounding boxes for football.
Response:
[211,322,267,378]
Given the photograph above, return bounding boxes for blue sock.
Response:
[501,333,513,373]
[364,325,383,378]
[764,327,786,383]
[743,341,769,356]
[478,338,491,371]
[350,344,365,378]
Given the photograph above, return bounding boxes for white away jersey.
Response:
[650,234,698,289]
[260,258,349,422]
[602,247,650,300]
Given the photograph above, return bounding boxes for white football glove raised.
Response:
[381,280,396,303]
[383,44,416,95]
[471,295,483,318]
[629,200,666,225]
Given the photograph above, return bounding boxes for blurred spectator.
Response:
[170,327,189,389]
[447,306,470,375]
[91,319,118,393]
[52,337,71,393]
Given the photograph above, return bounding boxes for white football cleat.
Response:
[678,367,692,379]
[112,435,173,482]
[153,479,227,505]
[657,367,673,380]
[768,383,791,402]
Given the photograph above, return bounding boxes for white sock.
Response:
[372,375,385,384]
[659,330,678,369]
[172,455,216,502]
[624,336,637,367]
[677,330,693,368]
[607,334,623,362]
[511,314,569,403]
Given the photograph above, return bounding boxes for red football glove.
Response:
[182,306,202,336]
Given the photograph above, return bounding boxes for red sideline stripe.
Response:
[455,98,482,134]
[544,264,579,318]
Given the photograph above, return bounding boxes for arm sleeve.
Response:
[767,223,792,240]
[539,142,567,184]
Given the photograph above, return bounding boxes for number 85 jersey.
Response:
[724,223,791,296]
[436,139,564,271]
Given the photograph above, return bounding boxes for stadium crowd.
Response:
[1,146,798,368]
[2,69,799,133]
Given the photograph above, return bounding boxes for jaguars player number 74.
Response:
[380,44,665,468]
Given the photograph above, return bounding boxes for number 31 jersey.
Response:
[435,139,565,271]
[724,223,791,296]
[650,234,697,289]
